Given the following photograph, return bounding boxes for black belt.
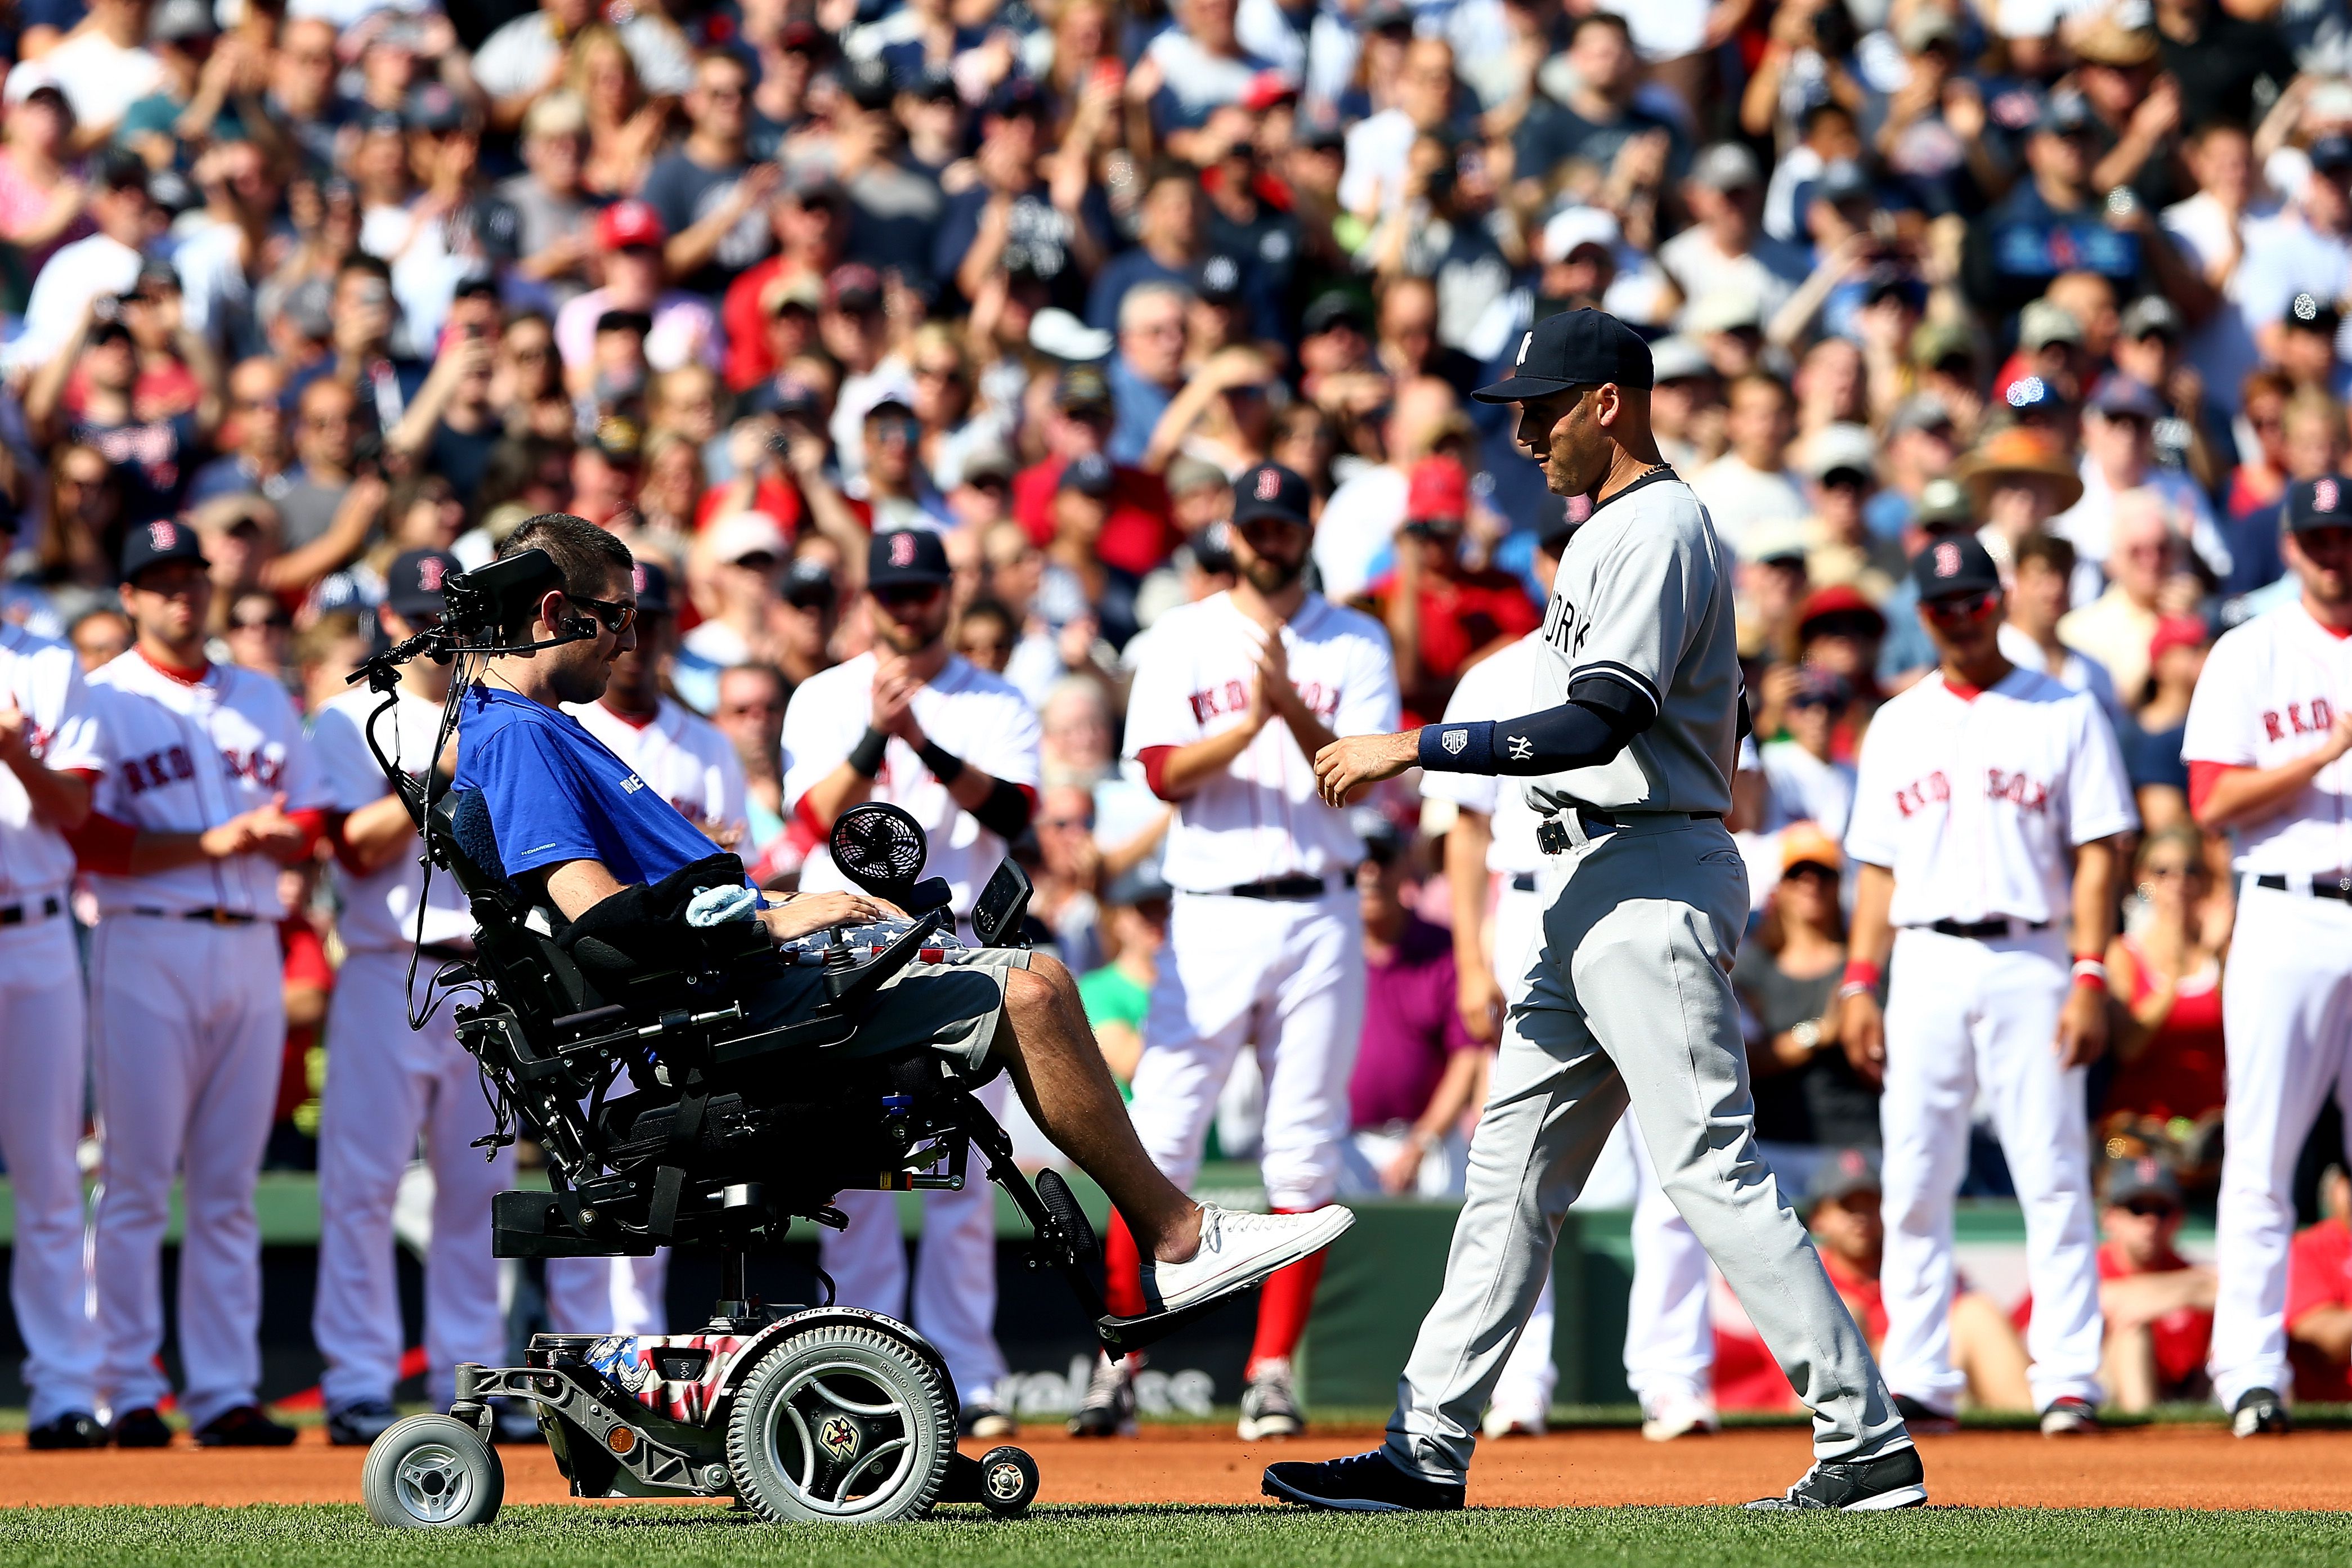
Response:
[0,894,61,926]
[1510,872,1539,893]
[2255,873,2352,903]
[1218,870,1355,899]
[131,907,261,925]
[1539,807,1724,853]
[1925,917,2048,939]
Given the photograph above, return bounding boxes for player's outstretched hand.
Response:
[1838,990,1887,1088]
[2054,981,2109,1069]
[1313,730,1420,806]
[756,889,899,943]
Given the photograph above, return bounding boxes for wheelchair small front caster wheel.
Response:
[977,1445,1038,1517]
[362,1414,505,1529]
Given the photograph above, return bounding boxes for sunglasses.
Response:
[566,592,637,634]
[1922,590,1998,622]
[231,611,292,632]
[872,583,946,608]
[2117,1197,2179,1218]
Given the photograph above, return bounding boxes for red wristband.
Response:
[1840,958,1881,994]
[2072,957,2108,992]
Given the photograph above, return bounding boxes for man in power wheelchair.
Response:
[356,514,1351,1529]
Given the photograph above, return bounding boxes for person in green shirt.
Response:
[1077,866,1170,1099]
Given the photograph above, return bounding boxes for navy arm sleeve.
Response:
[1417,675,1653,777]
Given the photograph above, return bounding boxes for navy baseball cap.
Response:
[2101,1153,2183,1209]
[1233,462,1314,528]
[386,549,459,618]
[1472,308,1654,403]
[2311,134,2352,173]
[120,516,206,580]
[627,557,674,616]
[2286,474,2352,532]
[867,527,953,588]
[1805,1147,1882,1210]
[2088,376,2165,420]
[1912,533,2002,601]
[1060,453,1115,497]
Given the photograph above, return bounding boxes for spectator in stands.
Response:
[1079,865,1171,1091]
[2288,1164,2352,1400]
[2001,532,2123,724]
[2104,826,2229,1136]
[2093,1155,2216,1413]
[1369,455,1539,727]
[1692,372,1805,558]
[2059,491,2196,706]
[2123,618,2210,828]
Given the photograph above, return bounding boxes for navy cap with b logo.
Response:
[867,527,953,588]
[120,517,206,581]
[1233,462,1313,528]
[1910,533,2002,601]
[386,549,459,618]
[628,557,674,615]
[1472,307,1655,404]
[2287,474,2352,533]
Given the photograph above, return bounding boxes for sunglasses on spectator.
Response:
[1790,691,1846,711]
[1784,861,1838,884]
[872,583,946,608]
[1922,590,1999,622]
[2118,1197,2179,1218]
[566,593,637,634]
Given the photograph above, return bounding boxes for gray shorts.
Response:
[748,944,1033,1073]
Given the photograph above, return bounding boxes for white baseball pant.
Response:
[1129,890,1365,1211]
[1386,818,1903,1482]
[546,1254,668,1336]
[90,917,283,1429]
[0,908,99,1424]
[313,951,513,1410]
[2209,882,2352,1409]
[1878,925,2103,1413]
[821,1073,1013,1406]
[1484,880,1715,1421]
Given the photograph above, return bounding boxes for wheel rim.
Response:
[392,1442,475,1523]
[760,1356,921,1517]
[985,1459,1027,1503]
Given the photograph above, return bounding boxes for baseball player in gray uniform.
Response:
[1271,310,1921,1513]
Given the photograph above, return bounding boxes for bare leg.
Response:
[2102,1320,2158,1413]
[993,960,1204,1263]
[1951,1291,2035,1410]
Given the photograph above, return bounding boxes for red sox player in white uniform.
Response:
[74,520,329,1446]
[555,559,750,1339]
[2184,476,2352,1437]
[1840,535,2136,1435]
[782,530,1042,1436]
[1087,463,1400,1442]
[0,621,106,1448]
[1423,528,1720,1444]
[311,550,519,1447]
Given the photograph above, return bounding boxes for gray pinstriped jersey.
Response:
[1520,471,1740,818]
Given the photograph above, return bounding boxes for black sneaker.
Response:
[1237,1361,1303,1440]
[1893,1393,1959,1435]
[194,1405,299,1447]
[110,1407,174,1448]
[1745,1444,1928,1511]
[2040,1396,2099,1436]
[26,1412,107,1450]
[1068,1352,1137,1438]
[1263,1448,1466,1512]
[325,1399,400,1446]
[2233,1387,2291,1438]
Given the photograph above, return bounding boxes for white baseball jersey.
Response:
[1521,473,1739,818]
[1760,738,1855,839]
[1123,591,1401,893]
[85,650,330,917]
[0,623,104,899]
[2181,598,2352,875]
[1418,633,1545,876]
[783,652,1040,916]
[569,697,750,848]
[313,684,474,953]
[1845,666,2137,928]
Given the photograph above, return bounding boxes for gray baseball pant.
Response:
[1383,814,1909,1483]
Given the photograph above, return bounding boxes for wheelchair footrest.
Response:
[492,1190,661,1258]
[1094,1286,1255,1356]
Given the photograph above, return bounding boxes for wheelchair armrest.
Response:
[823,906,947,1012]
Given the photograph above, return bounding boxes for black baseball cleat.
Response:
[1263,1448,1466,1512]
[1745,1444,1928,1511]
[2040,1396,2100,1436]
[194,1404,299,1447]
[26,1412,107,1450]
[2233,1387,2291,1438]
[110,1406,174,1448]
[325,1399,401,1446]
[1892,1393,1959,1435]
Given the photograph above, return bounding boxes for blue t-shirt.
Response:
[453,684,729,888]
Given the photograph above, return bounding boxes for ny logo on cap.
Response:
[1255,467,1282,502]
[890,532,917,567]
[1517,331,1534,366]
[2320,478,2342,513]
[418,557,446,592]
[1933,541,1961,577]
[150,521,177,551]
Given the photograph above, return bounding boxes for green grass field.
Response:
[5,1504,2346,1568]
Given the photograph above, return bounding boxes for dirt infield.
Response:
[0,1424,2346,1511]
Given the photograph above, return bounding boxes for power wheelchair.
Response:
[346,551,1203,1530]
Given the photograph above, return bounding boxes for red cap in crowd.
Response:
[1405,455,1469,526]
[2149,615,2208,664]
[597,200,666,252]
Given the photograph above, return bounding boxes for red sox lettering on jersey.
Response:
[2184,600,2352,874]
[0,624,105,899]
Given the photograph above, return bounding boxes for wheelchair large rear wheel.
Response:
[725,1323,955,1522]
